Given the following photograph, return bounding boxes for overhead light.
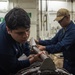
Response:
[0,0,8,2]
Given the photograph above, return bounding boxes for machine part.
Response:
[15,61,72,75]
[15,61,41,75]
[55,68,73,75]
[15,38,73,75]
[39,58,56,71]
[32,46,48,60]
[21,67,40,75]
[30,37,56,70]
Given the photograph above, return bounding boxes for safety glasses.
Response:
[58,16,66,23]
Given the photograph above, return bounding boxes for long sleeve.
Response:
[39,32,59,46]
[23,42,30,56]
[39,22,75,54]
[0,22,31,74]
[0,53,30,74]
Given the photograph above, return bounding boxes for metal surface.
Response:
[39,58,56,71]
[33,46,48,60]
[30,37,56,71]
[15,38,72,75]
[16,61,72,75]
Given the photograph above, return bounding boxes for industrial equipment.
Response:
[16,37,73,75]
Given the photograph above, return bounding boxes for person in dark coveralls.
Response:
[36,8,75,75]
[0,7,43,75]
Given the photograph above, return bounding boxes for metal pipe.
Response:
[46,0,48,31]
[32,46,48,60]
[71,0,73,20]
[40,0,42,31]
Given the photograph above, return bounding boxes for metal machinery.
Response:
[16,38,73,75]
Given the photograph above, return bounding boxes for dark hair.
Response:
[5,7,30,30]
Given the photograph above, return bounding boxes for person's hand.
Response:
[28,54,35,59]
[29,51,46,64]
[37,45,46,51]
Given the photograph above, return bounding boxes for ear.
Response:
[6,26,11,34]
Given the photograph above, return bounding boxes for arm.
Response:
[23,42,30,56]
[45,30,75,54]
[38,30,60,46]
[36,30,60,51]
[0,41,42,74]
[0,48,43,74]
[37,29,75,54]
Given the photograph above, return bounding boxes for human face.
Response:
[58,16,66,23]
[58,16,67,27]
[6,27,30,43]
